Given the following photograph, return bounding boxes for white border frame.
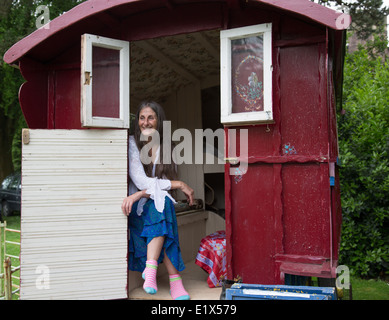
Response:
[81,34,130,128]
[220,23,273,125]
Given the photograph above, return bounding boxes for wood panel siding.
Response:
[20,129,128,300]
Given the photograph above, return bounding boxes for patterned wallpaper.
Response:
[130,29,220,110]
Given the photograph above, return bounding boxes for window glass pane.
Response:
[92,46,120,118]
[231,35,264,113]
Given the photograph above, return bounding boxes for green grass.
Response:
[1,215,21,264]
[1,215,388,300]
[350,278,389,300]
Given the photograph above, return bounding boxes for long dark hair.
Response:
[133,100,177,181]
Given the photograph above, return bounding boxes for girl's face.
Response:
[138,106,158,136]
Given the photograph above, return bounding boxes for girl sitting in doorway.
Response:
[122,100,194,300]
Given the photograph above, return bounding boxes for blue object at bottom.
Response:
[225,283,336,300]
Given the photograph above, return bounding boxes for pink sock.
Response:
[143,260,158,294]
[169,274,190,300]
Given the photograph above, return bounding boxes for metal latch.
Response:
[224,157,239,165]
[84,71,92,85]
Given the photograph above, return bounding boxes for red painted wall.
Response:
[225,15,341,284]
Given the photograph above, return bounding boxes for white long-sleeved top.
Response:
[128,135,176,215]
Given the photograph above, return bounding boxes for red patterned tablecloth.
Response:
[195,230,227,288]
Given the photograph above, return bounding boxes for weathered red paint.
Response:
[221,3,345,284]
[18,58,48,129]
[5,0,347,286]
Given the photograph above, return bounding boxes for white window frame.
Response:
[220,23,273,125]
[81,34,130,128]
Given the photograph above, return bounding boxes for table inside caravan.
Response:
[195,230,227,288]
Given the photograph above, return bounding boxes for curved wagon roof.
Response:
[4,0,350,65]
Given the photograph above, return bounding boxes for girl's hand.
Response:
[122,190,149,216]
[169,181,195,206]
[180,182,195,206]
[122,194,137,216]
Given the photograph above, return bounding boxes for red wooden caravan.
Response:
[4,0,349,299]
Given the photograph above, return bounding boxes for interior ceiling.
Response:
[129,28,220,111]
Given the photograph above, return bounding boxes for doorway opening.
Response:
[127,29,226,300]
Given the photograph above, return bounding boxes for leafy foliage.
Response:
[338,37,389,277]
[0,0,86,179]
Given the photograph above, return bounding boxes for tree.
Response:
[0,0,31,182]
[311,0,389,278]
[0,0,86,182]
[338,37,389,277]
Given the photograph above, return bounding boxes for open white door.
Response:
[20,129,128,300]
